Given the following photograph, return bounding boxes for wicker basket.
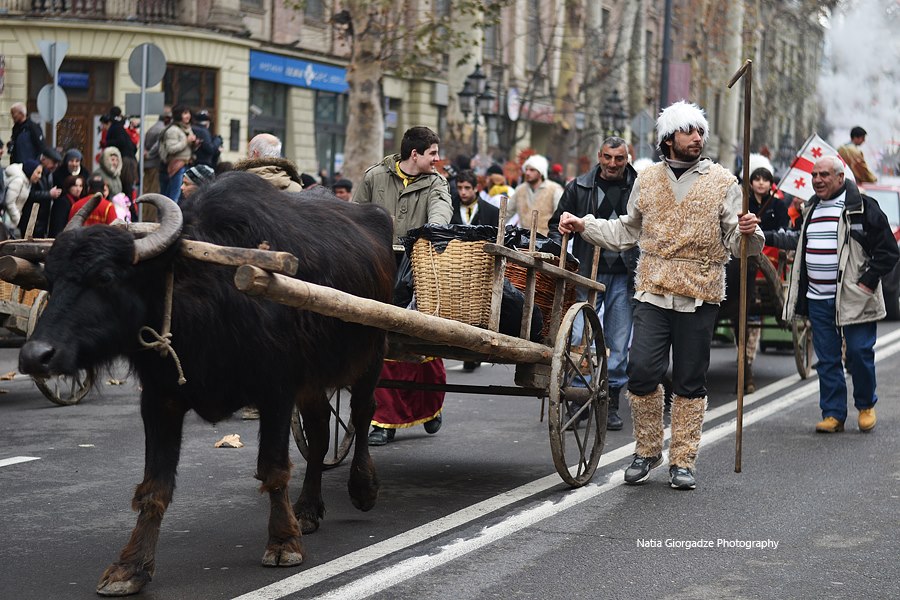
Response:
[506,253,579,337]
[0,281,41,306]
[410,237,494,327]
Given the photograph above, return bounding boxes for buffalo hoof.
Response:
[261,542,304,567]
[96,563,151,596]
[298,514,320,534]
[292,498,325,534]
[348,472,379,512]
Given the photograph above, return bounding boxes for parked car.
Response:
[861,180,900,320]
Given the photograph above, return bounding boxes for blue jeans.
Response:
[807,298,877,422]
[573,273,634,390]
[163,166,186,203]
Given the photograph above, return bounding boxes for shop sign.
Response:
[250,50,348,93]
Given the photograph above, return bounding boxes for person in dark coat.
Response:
[548,136,639,430]
[8,102,45,164]
[191,110,221,168]
[104,107,138,159]
[20,152,63,238]
[449,169,500,226]
[52,148,85,190]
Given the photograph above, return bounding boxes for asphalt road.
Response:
[1,323,899,600]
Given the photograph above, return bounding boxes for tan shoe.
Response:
[858,408,877,432]
[815,416,844,433]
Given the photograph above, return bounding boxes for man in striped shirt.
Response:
[765,156,899,433]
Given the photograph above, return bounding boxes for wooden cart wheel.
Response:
[26,291,94,406]
[548,302,607,487]
[792,318,814,379]
[291,387,354,469]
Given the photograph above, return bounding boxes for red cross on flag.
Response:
[776,133,855,200]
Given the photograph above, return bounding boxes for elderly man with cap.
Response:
[510,154,563,235]
[180,164,215,199]
[558,101,764,490]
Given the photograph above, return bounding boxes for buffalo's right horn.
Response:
[132,194,184,263]
[64,193,103,231]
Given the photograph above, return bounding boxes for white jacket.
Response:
[3,163,29,227]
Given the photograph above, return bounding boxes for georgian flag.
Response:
[776,133,855,200]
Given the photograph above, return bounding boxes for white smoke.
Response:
[819,0,900,176]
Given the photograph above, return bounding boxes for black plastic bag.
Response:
[402,223,499,254]
[499,279,544,342]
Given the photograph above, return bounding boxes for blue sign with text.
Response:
[249,51,348,93]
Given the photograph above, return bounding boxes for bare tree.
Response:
[308,1,509,184]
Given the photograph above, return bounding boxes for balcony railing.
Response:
[5,0,179,23]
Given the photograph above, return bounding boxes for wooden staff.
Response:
[727,59,752,473]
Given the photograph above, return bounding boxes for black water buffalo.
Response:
[19,172,396,596]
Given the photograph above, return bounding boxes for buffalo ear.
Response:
[132,194,183,263]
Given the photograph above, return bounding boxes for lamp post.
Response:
[600,89,628,137]
[458,64,497,156]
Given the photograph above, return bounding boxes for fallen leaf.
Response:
[0,371,16,381]
[0,389,7,394]
[214,434,244,449]
[106,378,125,386]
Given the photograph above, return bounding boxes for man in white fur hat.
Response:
[558,100,764,490]
[510,153,563,235]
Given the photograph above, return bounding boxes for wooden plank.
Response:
[487,196,509,332]
[520,211,538,339]
[547,233,569,343]
[234,265,553,365]
[0,256,48,290]
[0,240,53,263]
[482,243,606,293]
[180,239,299,276]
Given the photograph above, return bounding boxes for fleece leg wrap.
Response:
[628,385,665,458]
[668,395,707,470]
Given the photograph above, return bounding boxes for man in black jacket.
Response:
[450,169,500,226]
[8,102,45,164]
[548,136,638,430]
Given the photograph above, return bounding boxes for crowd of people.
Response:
[1,98,893,493]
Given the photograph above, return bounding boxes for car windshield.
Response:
[866,189,900,228]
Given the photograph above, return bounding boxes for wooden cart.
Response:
[251,213,610,488]
[717,250,814,379]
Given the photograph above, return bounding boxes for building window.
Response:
[305,0,325,21]
[383,97,402,156]
[526,0,541,68]
[164,65,217,116]
[484,24,498,61]
[240,0,263,10]
[315,91,348,177]
[248,80,288,146]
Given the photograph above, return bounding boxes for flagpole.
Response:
[727,59,752,474]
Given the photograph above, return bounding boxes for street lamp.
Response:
[458,64,497,156]
[600,89,628,137]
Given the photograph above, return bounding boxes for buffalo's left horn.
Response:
[132,194,184,263]
[63,193,103,231]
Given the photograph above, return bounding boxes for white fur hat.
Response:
[632,157,654,174]
[656,100,710,146]
[522,154,549,180]
[748,153,775,178]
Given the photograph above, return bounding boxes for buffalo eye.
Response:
[94,270,117,287]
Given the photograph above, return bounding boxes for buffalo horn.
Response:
[132,194,184,263]
[64,193,104,231]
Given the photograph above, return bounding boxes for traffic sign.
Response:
[128,43,167,88]
[125,92,165,118]
[36,84,67,123]
[38,40,68,74]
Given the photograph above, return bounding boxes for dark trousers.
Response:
[627,301,719,398]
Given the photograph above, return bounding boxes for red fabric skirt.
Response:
[371,358,446,428]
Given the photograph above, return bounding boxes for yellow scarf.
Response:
[395,161,418,188]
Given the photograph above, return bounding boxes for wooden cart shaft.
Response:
[234,265,554,365]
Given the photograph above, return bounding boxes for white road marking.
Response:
[232,331,900,600]
[0,456,41,468]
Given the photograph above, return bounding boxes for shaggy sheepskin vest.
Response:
[635,162,733,303]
